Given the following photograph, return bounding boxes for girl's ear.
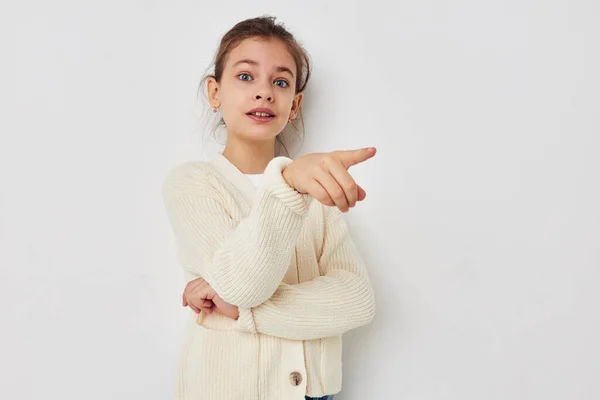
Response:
[207,77,220,108]
[290,92,304,120]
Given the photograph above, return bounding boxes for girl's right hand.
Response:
[282,147,377,213]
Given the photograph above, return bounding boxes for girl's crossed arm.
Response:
[163,156,313,309]
[232,207,376,340]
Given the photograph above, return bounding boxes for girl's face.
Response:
[208,37,303,141]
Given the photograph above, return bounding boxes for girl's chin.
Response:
[233,126,282,139]
[245,121,284,133]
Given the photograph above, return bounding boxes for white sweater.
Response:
[161,152,376,400]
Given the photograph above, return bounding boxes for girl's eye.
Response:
[238,73,289,88]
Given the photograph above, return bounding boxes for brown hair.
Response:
[197,15,312,158]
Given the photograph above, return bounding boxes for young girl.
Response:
[162,15,377,400]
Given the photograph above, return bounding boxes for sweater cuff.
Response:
[233,307,257,334]
[260,156,313,216]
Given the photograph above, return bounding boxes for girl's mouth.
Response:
[246,112,275,123]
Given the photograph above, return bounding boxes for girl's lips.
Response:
[247,113,275,123]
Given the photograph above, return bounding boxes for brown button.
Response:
[289,371,303,386]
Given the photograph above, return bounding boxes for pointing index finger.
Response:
[339,147,377,169]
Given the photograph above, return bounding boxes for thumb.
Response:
[338,147,376,169]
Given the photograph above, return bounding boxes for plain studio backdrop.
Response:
[1,1,598,399]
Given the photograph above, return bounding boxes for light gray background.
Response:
[1,1,598,399]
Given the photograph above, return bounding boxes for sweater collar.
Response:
[209,152,257,206]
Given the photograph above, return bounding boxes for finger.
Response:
[357,184,367,202]
[189,304,201,314]
[327,160,358,208]
[315,168,349,212]
[306,179,335,206]
[336,147,376,169]
[189,298,214,312]
[200,306,213,314]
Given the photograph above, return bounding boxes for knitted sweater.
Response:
[161,152,376,400]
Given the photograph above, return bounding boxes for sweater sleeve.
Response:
[162,156,314,308]
[232,207,376,340]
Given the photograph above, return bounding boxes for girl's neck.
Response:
[222,136,276,174]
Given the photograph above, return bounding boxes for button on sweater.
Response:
[161,152,376,400]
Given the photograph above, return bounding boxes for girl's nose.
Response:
[254,81,274,102]
[255,93,272,102]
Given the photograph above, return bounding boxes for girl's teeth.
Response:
[252,112,271,117]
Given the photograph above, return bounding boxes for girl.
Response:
[162,15,377,400]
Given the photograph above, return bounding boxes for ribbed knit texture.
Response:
[162,153,376,400]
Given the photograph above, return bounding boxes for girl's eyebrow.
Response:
[232,59,295,78]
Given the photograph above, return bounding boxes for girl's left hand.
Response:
[182,277,239,320]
